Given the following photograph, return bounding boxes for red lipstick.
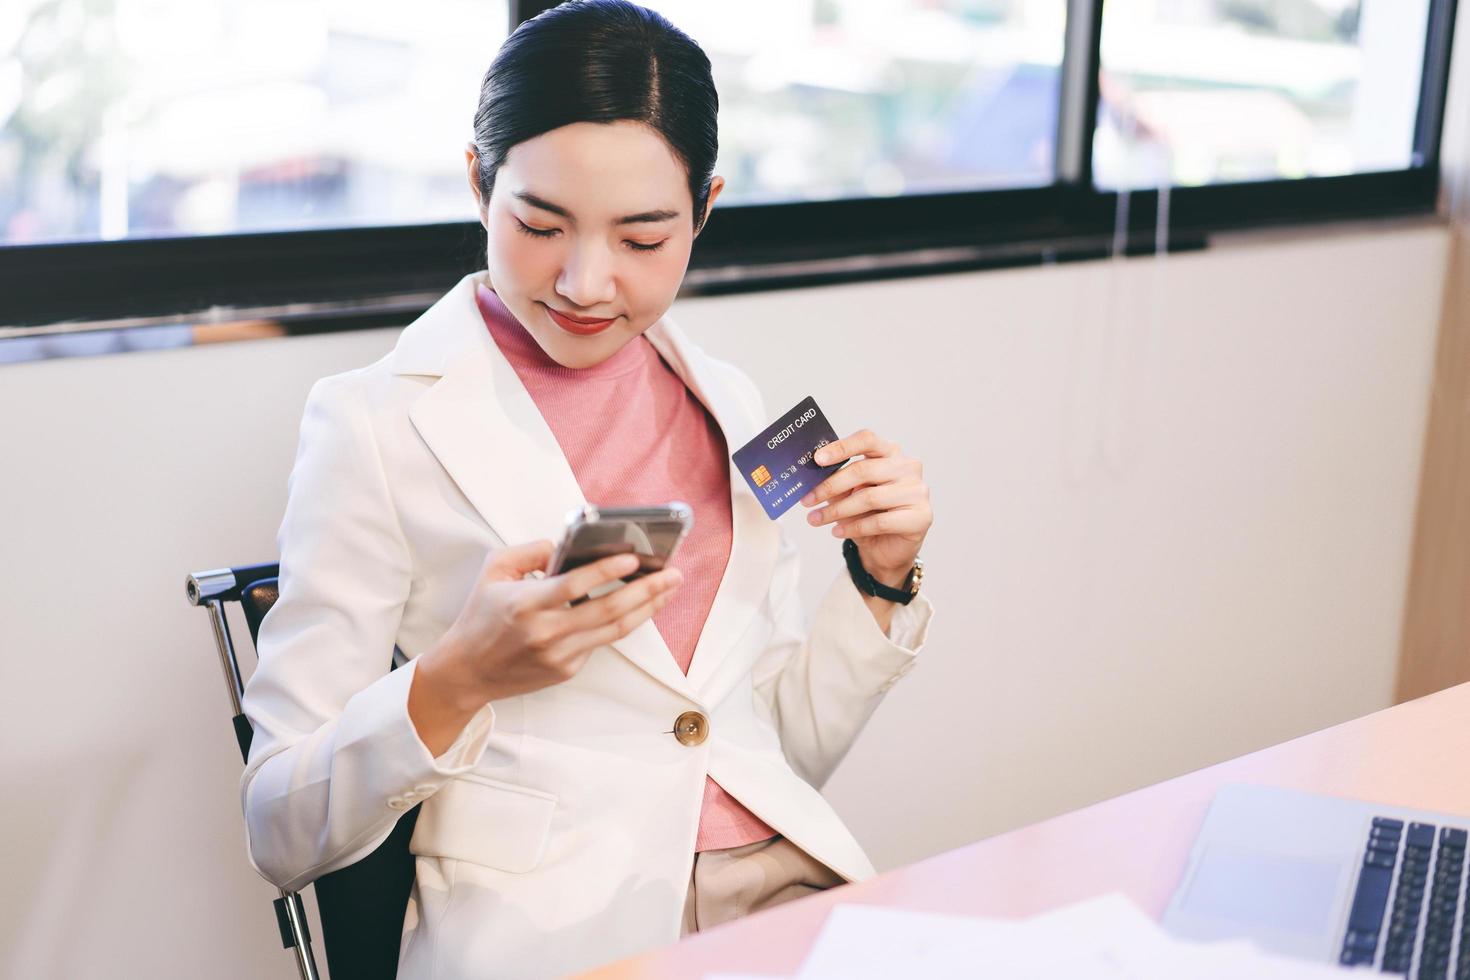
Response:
[543,303,618,337]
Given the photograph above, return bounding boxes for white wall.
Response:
[0,221,1448,978]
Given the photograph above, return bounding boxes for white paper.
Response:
[787,894,1357,980]
[795,903,1022,979]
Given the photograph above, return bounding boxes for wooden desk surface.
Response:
[580,681,1470,978]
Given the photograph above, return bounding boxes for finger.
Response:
[812,429,898,468]
[483,539,556,581]
[562,566,683,631]
[562,585,677,659]
[801,457,908,507]
[538,552,642,606]
[812,481,926,525]
[833,507,931,539]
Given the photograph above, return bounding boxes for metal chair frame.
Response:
[188,563,320,980]
[186,562,408,980]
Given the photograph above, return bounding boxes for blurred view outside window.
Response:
[1,0,1064,246]
[650,0,1063,205]
[1,0,1444,246]
[1095,0,1433,189]
[0,0,507,245]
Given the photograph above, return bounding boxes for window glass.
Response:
[647,0,1063,205]
[0,0,507,245]
[1093,0,1432,189]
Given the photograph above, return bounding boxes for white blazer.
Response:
[239,269,934,979]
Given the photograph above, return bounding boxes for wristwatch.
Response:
[842,538,923,605]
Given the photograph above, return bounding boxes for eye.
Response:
[625,239,668,253]
[513,218,560,239]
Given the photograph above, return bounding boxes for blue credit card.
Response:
[732,396,846,520]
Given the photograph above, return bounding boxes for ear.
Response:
[465,143,488,222]
[694,175,725,237]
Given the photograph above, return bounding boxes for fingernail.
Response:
[807,510,822,526]
[617,555,639,571]
[832,526,845,537]
[801,492,815,506]
[814,449,829,464]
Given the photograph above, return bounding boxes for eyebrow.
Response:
[513,191,680,226]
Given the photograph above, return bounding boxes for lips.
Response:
[543,303,618,337]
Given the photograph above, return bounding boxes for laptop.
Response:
[1163,784,1470,974]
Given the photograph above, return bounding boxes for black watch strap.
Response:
[842,538,920,605]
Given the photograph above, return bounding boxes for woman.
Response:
[240,2,934,977]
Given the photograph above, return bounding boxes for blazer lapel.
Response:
[391,272,698,703]
[642,322,781,696]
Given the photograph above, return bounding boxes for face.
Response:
[467,120,723,369]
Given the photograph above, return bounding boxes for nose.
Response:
[555,239,617,311]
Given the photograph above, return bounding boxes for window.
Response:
[1,0,507,245]
[1094,0,1435,189]
[0,0,1456,339]
[648,0,1062,204]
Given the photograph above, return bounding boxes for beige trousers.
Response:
[680,835,845,937]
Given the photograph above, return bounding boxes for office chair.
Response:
[186,562,418,980]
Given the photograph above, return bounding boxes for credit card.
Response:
[732,396,846,520]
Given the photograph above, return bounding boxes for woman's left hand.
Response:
[800,429,932,588]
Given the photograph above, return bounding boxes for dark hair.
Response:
[471,0,719,232]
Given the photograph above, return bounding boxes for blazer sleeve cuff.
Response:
[822,568,935,678]
[337,657,496,797]
[883,589,934,653]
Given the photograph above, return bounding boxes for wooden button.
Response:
[673,710,709,746]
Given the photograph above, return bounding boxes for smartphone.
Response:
[546,502,693,604]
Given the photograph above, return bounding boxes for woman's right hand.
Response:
[408,540,682,755]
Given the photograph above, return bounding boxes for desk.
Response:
[580,681,1470,978]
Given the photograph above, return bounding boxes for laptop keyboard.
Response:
[1341,817,1470,975]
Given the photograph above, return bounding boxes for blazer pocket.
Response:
[409,773,557,874]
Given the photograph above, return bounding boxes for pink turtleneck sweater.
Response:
[476,284,778,852]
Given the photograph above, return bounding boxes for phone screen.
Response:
[556,519,686,578]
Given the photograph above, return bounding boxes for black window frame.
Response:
[0,0,1458,330]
